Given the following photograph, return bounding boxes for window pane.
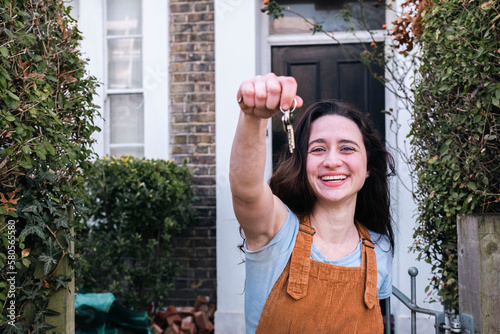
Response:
[270,0,385,34]
[109,94,144,145]
[108,38,142,89]
[107,0,141,36]
[110,146,144,158]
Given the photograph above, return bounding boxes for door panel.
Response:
[271,44,385,165]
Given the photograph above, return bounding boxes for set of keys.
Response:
[280,98,297,153]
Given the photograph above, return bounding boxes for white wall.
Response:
[215,1,260,333]
[384,3,444,331]
[76,0,106,157]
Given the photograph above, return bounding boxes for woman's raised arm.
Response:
[229,73,303,250]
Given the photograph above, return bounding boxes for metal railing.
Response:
[385,267,475,334]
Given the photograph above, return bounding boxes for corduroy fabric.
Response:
[255,217,383,334]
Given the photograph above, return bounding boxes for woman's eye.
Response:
[340,146,355,152]
[310,147,325,153]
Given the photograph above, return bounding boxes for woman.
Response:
[230,73,395,334]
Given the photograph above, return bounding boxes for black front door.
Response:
[271,44,385,165]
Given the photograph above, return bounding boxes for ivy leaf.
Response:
[54,217,69,229]
[22,203,42,214]
[41,308,60,317]
[20,225,46,239]
[22,289,40,300]
[4,321,29,334]
[31,321,55,334]
[54,276,68,290]
[39,254,58,275]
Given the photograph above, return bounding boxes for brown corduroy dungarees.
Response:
[255,217,383,334]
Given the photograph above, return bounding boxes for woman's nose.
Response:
[323,151,342,168]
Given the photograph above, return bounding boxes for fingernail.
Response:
[282,104,289,110]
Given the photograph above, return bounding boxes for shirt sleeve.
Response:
[376,242,393,299]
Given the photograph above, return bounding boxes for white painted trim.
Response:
[143,0,169,160]
[266,30,386,46]
[107,34,142,39]
[107,88,144,94]
[78,0,105,157]
[215,0,260,333]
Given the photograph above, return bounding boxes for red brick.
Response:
[164,323,181,334]
[180,316,196,334]
[169,0,215,310]
[170,4,192,13]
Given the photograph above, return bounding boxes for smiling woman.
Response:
[306,115,369,211]
[230,73,395,334]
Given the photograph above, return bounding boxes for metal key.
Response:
[280,99,297,153]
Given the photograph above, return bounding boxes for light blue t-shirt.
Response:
[243,208,393,334]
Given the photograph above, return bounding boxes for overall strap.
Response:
[358,223,378,309]
[286,216,315,300]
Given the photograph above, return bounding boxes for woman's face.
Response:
[306,115,369,208]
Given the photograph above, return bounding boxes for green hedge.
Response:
[410,0,500,311]
[0,0,100,332]
[77,156,195,311]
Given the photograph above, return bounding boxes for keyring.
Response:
[280,98,297,114]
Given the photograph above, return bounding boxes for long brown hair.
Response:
[269,100,395,251]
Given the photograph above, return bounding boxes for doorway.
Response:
[271,43,385,165]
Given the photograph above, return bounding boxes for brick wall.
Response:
[168,0,216,307]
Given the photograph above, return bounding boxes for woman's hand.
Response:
[236,73,303,119]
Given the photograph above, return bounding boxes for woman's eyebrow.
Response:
[308,138,361,148]
[338,139,361,148]
[308,138,326,147]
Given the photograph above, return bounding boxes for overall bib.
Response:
[255,217,383,334]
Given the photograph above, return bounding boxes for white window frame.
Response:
[76,0,169,160]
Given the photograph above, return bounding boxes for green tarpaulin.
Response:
[75,292,150,334]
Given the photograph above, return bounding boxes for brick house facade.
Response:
[167,0,217,307]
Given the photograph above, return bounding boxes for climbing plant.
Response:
[0,0,100,332]
[410,0,500,311]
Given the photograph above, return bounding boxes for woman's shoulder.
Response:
[245,207,299,257]
[368,229,392,253]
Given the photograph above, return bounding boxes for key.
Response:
[286,122,295,153]
[280,99,297,153]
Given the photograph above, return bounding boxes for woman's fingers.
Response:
[253,75,268,110]
[277,76,302,110]
[238,78,256,109]
[265,74,282,111]
[237,73,302,116]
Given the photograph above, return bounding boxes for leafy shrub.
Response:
[410,0,500,311]
[77,156,195,311]
[0,0,100,332]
